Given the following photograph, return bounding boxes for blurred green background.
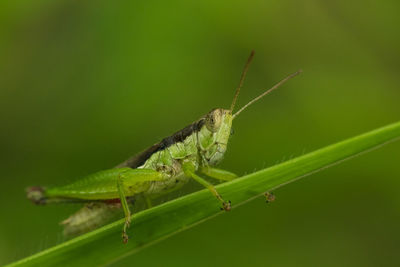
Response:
[1,0,399,266]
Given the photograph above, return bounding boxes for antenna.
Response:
[233,69,302,119]
[230,50,255,112]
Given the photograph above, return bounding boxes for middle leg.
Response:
[182,161,231,211]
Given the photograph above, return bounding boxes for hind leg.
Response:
[117,174,131,243]
[116,169,164,243]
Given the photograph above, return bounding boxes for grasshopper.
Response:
[27,51,301,243]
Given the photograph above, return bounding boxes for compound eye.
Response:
[206,109,222,132]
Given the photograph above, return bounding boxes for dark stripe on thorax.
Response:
[116,119,205,169]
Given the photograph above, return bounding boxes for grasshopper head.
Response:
[198,108,233,165]
[199,51,301,166]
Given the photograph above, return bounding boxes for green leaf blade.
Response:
[8,121,400,267]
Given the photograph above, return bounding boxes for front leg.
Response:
[182,161,231,211]
[199,166,237,181]
[264,192,275,203]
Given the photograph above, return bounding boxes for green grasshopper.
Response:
[27,51,301,243]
